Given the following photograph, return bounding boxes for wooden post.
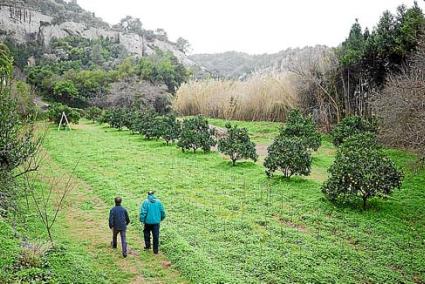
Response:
[58,112,72,131]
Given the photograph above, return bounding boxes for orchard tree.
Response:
[53,80,79,104]
[321,133,403,209]
[106,107,128,130]
[137,109,162,140]
[177,115,216,153]
[279,109,321,151]
[218,123,258,166]
[160,113,181,144]
[331,116,378,146]
[264,137,311,179]
[85,106,102,122]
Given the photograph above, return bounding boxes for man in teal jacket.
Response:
[139,191,166,254]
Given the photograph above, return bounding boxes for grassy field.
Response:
[8,118,424,283]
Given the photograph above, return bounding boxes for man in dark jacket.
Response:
[139,191,166,254]
[109,197,130,257]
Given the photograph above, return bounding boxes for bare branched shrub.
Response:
[372,39,425,163]
[174,72,298,122]
[24,161,77,243]
[288,48,341,130]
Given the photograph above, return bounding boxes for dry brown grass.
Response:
[174,72,299,121]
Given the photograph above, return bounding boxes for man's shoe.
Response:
[123,254,127,258]
[144,246,151,250]
[111,242,117,249]
[153,251,158,255]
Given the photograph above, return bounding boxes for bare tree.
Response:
[372,38,425,167]
[288,48,342,129]
[24,162,78,243]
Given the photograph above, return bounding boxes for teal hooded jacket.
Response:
[139,194,166,224]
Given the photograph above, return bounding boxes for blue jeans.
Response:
[112,229,127,256]
[144,224,160,253]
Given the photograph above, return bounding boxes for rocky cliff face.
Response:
[0,0,195,65]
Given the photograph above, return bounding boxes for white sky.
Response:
[76,0,425,55]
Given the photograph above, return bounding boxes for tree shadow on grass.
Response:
[324,196,385,213]
[215,160,258,170]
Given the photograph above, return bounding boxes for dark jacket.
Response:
[139,194,166,225]
[109,205,130,231]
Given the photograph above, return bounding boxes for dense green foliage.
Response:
[137,110,163,140]
[177,116,216,153]
[47,103,81,125]
[102,108,130,130]
[331,116,378,146]
[279,109,321,151]
[22,36,189,108]
[137,50,189,94]
[322,133,404,208]
[0,44,38,213]
[339,4,425,77]
[264,137,311,178]
[84,106,103,122]
[159,114,181,144]
[218,123,257,165]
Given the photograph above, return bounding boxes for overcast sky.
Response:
[76,0,424,55]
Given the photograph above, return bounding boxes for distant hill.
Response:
[190,45,331,79]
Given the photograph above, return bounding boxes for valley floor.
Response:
[3,119,424,283]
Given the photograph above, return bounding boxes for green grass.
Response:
[0,215,110,283]
[36,119,425,283]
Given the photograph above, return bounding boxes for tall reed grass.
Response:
[173,72,299,122]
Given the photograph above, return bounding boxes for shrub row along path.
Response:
[40,120,425,283]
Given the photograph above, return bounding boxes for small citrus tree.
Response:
[264,137,311,178]
[279,109,321,151]
[85,106,102,122]
[159,113,181,144]
[218,123,258,166]
[139,109,162,140]
[331,116,378,146]
[321,133,403,209]
[106,107,128,130]
[177,115,216,153]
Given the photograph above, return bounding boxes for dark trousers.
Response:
[143,224,160,253]
[112,229,127,256]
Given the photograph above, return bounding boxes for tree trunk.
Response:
[362,196,368,210]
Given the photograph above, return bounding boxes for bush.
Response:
[279,109,321,151]
[105,108,129,130]
[135,109,162,140]
[218,123,258,165]
[331,116,378,146]
[264,137,311,178]
[159,113,181,144]
[47,103,81,125]
[84,106,102,122]
[177,116,216,153]
[321,133,403,209]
